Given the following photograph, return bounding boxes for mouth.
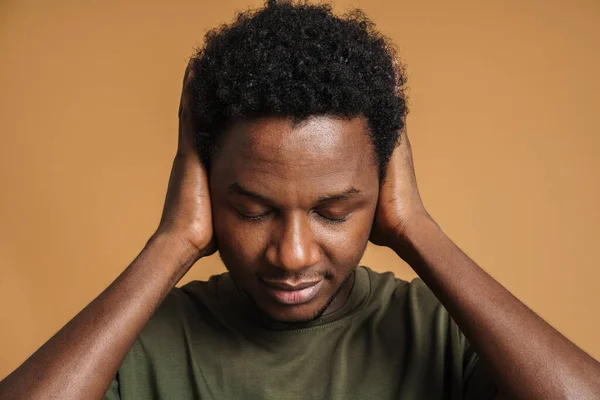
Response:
[259,278,324,305]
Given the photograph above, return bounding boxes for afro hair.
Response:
[189,0,408,177]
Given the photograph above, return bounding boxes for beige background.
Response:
[1,0,599,379]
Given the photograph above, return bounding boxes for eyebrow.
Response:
[227,182,361,205]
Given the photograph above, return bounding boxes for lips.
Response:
[260,278,324,305]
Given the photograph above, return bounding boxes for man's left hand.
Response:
[369,132,431,248]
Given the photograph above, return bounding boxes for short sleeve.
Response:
[462,344,498,400]
[402,277,499,399]
[103,377,120,400]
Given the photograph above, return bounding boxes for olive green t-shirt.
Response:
[104,266,497,399]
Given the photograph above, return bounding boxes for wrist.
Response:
[147,231,205,270]
[394,207,435,238]
[391,212,439,258]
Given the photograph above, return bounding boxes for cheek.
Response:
[213,205,267,270]
[315,209,375,266]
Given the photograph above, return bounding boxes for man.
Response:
[1,1,599,399]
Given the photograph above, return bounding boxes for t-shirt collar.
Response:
[217,266,371,332]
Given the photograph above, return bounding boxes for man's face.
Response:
[209,115,379,323]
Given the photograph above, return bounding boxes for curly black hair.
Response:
[189,0,408,178]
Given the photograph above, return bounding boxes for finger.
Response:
[395,131,413,163]
[382,131,415,188]
[177,61,198,154]
[183,56,197,84]
[178,59,195,118]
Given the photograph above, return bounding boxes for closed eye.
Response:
[237,210,348,224]
[314,211,349,224]
[236,209,273,221]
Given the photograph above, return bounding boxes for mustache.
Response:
[256,269,334,281]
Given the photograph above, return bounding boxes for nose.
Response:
[265,211,321,272]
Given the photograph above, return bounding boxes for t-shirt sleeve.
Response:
[402,277,499,399]
[461,342,498,400]
[103,376,120,400]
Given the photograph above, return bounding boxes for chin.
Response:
[237,268,356,324]
[253,294,334,324]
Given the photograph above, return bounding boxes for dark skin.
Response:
[210,116,378,323]
[1,64,599,400]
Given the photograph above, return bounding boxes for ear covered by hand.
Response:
[155,62,217,258]
[156,60,425,258]
[369,132,431,248]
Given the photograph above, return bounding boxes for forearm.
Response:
[393,215,600,400]
[0,233,199,400]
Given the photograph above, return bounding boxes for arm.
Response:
[0,234,200,400]
[371,133,600,400]
[394,215,600,399]
[0,63,215,400]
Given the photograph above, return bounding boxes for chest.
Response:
[118,322,453,400]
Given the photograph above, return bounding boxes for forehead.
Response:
[210,115,379,201]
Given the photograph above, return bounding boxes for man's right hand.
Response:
[156,62,216,259]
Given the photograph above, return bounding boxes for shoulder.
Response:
[114,276,228,398]
[117,274,226,372]
[138,273,225,343]
[361,266,463,348]
[362,266,443,314]
[362,267,494,396]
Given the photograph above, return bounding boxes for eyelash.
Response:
[237,211,269,222]
[237,210,347,224]
[316,213,347,224]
